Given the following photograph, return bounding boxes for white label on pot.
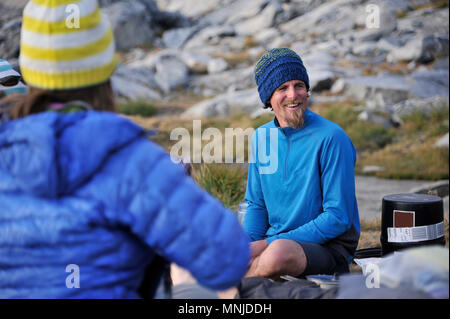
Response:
[387,221,444,243]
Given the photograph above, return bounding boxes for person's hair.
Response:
[1,80,116,119]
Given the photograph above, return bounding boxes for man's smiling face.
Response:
[269,79,308,129]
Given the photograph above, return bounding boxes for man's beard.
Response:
[285,105,306,129]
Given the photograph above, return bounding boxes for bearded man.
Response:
[244,48,360,279]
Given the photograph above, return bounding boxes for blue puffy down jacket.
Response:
[0,111,250,298]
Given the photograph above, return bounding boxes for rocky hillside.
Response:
[1,0,449,127]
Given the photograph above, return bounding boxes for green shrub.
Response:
[357,142,449,180]
[251,113,274,129]
[319,104,394,151]
[192,164,247,210]
[118,100,158,117]
[320,105,359,131]
[401,106,449,138]
[347,122,395,151]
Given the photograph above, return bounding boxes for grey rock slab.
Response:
[376,36,403,53]
[302,51,336,67]
[397,7,449,35]
[207,58,228,74]
[341,75,413,106]
[0,0,27,9]
[433,57,450,70]
[102,1,154,51]
[114,64,159,88]
[225,88,262,114]
[361,166,386,174]
[302,51,337,92]
[434,133,449,149]
[188,66,255,96]
[250,107,273,119]
[280,0,356,37]
[182,96,229,118]
[179,51,214,74]
[290,41,313,57]
[352,42,381,57]
[182,88,261,118]
[337,70,449,107]
[183,25,236,50]
[353,0,398,35]
[199,0,258,26]
[409,180,449,198]
[410,69,449,92]
[154,55,189,93]
[309,69,335,92]
[156,0,225,18]
[387,34,449,64]
[162,26,201,50]
[355,175,437,221]
[357,110,394,128]
[234,2,281,36]
[308,95,349,106]
[391,95,449,116]
[254,28,281,44]
[225,0,269,25]
[111,64,162,102]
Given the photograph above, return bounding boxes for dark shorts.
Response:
[299,242,349,276]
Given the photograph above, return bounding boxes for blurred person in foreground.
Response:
[0,0,249,298]
[244,48,360,280]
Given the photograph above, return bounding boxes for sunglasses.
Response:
[0,75,21,87]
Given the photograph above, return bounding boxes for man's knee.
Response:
[260,239,307,276]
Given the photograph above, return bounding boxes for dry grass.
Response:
[311,99,450,181]
[211,51,252,68]
[358,218,382,250]
[362,61,411,76]
[243,36,259,50]
[356,139,449,180]
[333,59,362,69]
[192,163,247,211]
[335,59,413,76]
[396,0,449,18]
[127,112,260,165]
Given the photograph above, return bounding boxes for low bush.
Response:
[317,103,394,152]
[401,106,449,139]
[192,164,247,211]
[251,113,274,129]
[357,141,449,180]
[118,100,158,117]
[347,121,395,151]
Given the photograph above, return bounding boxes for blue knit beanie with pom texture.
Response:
[254,48,309,107]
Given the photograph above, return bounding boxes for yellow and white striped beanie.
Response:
[19,0,117,90]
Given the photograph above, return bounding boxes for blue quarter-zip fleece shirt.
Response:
[244,109,360,262]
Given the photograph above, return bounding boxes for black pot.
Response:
[380,193,446,256]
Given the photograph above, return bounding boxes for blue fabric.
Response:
[1,85,27,96]
[244,109,360,253]
[0,59,19,74]
[254,48,310,106]
[0,58,26,97]
[0,111,250,298]
[0,64,13,72]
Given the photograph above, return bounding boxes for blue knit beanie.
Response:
[254,48,309,107]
